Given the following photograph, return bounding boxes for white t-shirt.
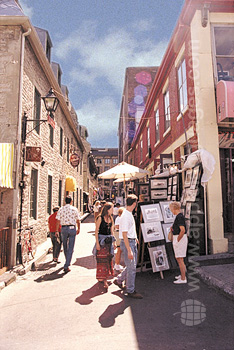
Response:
[119,209,137,239]
[115,216,121,226]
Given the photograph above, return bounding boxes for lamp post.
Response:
[16,88,59,265]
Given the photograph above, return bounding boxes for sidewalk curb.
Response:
[195,266,234,301]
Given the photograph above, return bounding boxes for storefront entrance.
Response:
[220,148,234,236]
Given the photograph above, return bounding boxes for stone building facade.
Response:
[0,1,86,266]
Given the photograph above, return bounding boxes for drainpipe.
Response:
[11,27,31,267]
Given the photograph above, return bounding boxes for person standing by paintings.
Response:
[95,202,115,290]
[169,201,188,284]
[113,194,143,299]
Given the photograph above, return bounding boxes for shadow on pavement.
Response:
[73,255,96,269]
[34,267,64,283]
[75,282,110,305]
[98,290,130,328]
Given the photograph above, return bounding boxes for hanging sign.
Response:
[26,147,41,162]
[70,152,80,168]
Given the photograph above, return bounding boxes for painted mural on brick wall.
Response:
[127,70,155,145]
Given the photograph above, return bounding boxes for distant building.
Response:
[118,67,158,162]
[91,148,118,200]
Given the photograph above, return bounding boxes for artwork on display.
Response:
[180,189,186,206]
[168,177,172,186]
[168,186,172,195]
[186,189,198,202]
[148,245,170,272]
[172,176,178,185]
[159,201,175,223]
[167,195,171,201]
[150,178,167,189]
[172,195,176,201]
[151,189,167,200]
[162,223,173,243]
[141,203,163,223]
[184,169,193,187]
[185,202,192,219]
[172,185,177,195]
[191,166,200,189]
[138,183,149,195]
[141,221,164,242]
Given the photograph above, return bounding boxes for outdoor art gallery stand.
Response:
[134,165,206,278]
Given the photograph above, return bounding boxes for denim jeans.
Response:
[61,226,76,269]
[117,239,137,293]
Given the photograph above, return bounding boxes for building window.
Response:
[213,26,234,82]
[164,89,170,131]
[105,158,110,164]
[140,139,143,162]
[47,175,52,214]
[177,58,188,112]
[49,125,54,147]
[147,127,150,149]
[67,138,70,162]
[104,180,110,186]
[104,166,110,171]
[33,88,41,134]
[30,168,38,219]
[60,128,63,156]
[155,109,160,142]
[76,188,79,209]
[58,180,62,207]
[97,159,102,164]
[113,158,118,164]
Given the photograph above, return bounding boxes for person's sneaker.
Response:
[126,291,143,299]
[63,267,71,274]
[113,279,123,289]
[173,278,187,284]
[175,275,181,280]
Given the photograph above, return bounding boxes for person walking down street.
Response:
[48,206,62,263]
[114,207,124,271]
[95,202,115,290]
[93,200,101,221]
[169,201,188,284]
[56,196,81,274]
[113,194,143,299]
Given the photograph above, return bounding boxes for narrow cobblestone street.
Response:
[0,214,233,350]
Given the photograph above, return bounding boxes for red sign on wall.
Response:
[26,147,41,162]
[70,152,80,168]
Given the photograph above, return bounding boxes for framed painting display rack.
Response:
[141,203,163,223]
[150,178,167,189]
[159,201,175,223]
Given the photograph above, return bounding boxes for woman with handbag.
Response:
[95,202,115,290]
[169,201,188,284]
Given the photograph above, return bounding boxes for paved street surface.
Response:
[0,214,233,350]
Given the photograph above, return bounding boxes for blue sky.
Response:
[20,0,184,148]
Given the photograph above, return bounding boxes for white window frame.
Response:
[177,58,188,113]
[164,88,170,132]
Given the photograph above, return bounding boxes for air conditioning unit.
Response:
[216,80,234,123]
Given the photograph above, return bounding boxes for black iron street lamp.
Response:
[42,88,59,118]
[16,88,59,265]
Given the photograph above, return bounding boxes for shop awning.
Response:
[0,143,14,189]
[65,175,76,192]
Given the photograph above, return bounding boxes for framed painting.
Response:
[190,166,200,190]
[185,202,192,219]
[159,201,175,223]
[150,189,167,200]
[141,221,164,242]
[150,178,167,189]
[138,183,149,196]
[141,203,163,222]
[162,223,173,243]
[185,219,191,237]
[172,185,177,195]
[186,188,198,202]
[168,177,172,186]
[168,186,172,195]
[184,169,193,188]
[148,245,170,272]
[167,195,171,201]
[172,176,178,185]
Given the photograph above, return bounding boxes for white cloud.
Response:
[19,0,33,18]
[76,97,119,147]
[55,21,168,91]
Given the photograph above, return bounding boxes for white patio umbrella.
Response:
[98,161,149,197]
